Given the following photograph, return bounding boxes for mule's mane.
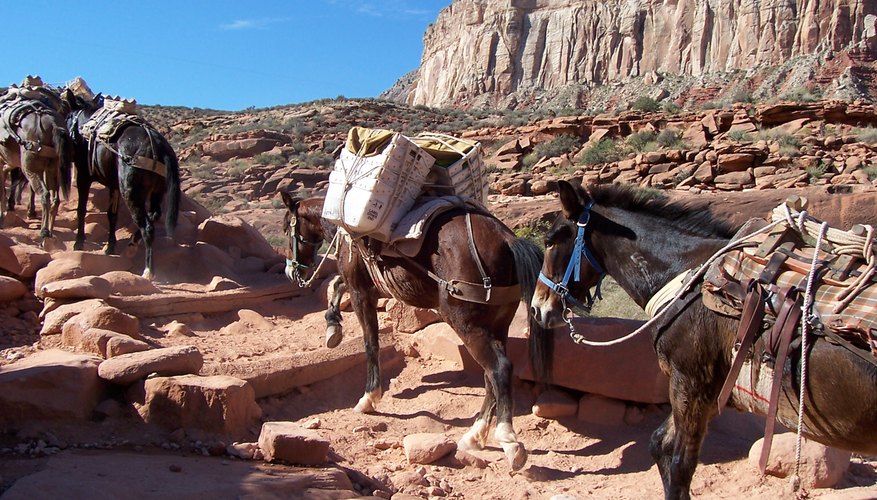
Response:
[588,183,736,239]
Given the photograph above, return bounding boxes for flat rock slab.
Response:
[207,338,400,398]
[98,345,204,385]
[1,450,356,500]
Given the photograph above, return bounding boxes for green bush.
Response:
[731,89,753,104]
[656,128,686,149]
[780,87,819,103]
[631,96,660,113]
[626,130,658,152]
[854,126,877,145]
[863,163,877,181]
[661,101,681,115]
[727,130,753,142]
[806,160,829,182]
[533,135,582,160]
[579,138,622,165]
[253,153,287,166]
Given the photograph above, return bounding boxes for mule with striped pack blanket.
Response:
[0,82,72,239]
[280,192,553,470]
[62,90,180,280]
[530,180,877,499]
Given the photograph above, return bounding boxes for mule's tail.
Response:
[53,125,72,200]
[164,152,181,236]
[510,237,554,383]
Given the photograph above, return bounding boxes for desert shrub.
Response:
[533,135,582,160]
[626,130,658,152]
[631,96,660,113]
[806,160,829,182]
[590,277,649,320]
[513,219,552,249]
[780,87,819,103]
[521,153,539,170]
[579,138,623,165]
[756,128,801,156]
[656,128,686,149]
[727,130,753,142]
[226,159,249,177]
[854,126,877,145]
[253,153,287,166]
[661,101,681,115]
[192,193,229,215]
[187,161,218,180]
[863,163,877,181]
[731,89,754,104]
[298,151,334,169]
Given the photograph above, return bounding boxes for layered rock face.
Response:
[412,0,877,107]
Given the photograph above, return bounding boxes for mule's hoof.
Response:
[73,241,84,251]
[501,441,528,471]
[325,326,342,348]
[457,435,484,452]
[142,268,155,281]
[354,397,375,414]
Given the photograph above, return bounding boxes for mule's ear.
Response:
[557,180,584,221]
[279,191,300,211]
[61,88,73,104]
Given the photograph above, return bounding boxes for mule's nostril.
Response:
[530,305,539,321]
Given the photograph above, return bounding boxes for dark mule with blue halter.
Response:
[531,180,877,499]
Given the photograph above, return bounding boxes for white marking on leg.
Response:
[458,418,490,451]
[353,388,382,413]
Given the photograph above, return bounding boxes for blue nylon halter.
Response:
[538,200,605,313]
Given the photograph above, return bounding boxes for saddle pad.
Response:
[706,241,877,353]
[0,99,48,143]
[384,196,473,258]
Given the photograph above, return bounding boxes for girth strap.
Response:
[759,287,802,472]
[717,279,768,412]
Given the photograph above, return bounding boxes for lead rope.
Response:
[566,217,787,347]
[790,220,827,494]
[293,229,341,288]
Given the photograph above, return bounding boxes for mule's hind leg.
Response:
[104,187,121,255]
[458,373,496,451]
[324,276,346,348]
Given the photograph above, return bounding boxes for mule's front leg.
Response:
[656,375,713,500]
[349,288,382,413]
[324,276,346,348]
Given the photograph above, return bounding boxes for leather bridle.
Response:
[285,210,323,286]
[538,200,606,315]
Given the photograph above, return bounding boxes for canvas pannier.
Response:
[412,132,488,204]
[322,127,435,241]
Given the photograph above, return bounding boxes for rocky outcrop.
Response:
[411,0,877,108]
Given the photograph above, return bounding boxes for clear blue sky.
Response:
[2,0,449,111]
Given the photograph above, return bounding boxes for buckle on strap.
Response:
[482,277,492,302]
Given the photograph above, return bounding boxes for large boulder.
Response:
[258,421,330,465]
[135,374,262,439]
[40,298,108,335]
[0,276,28,302]
[0,349,106,426]
[39,275,112,300]
[198,215,281,262]
[100,271,162,296]
[749,434,851,489]
[508,307,669,404]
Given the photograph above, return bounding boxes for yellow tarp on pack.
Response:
[345,126,396,157]
[412,133,477,167]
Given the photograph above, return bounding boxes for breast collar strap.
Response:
[538,200,606,312]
